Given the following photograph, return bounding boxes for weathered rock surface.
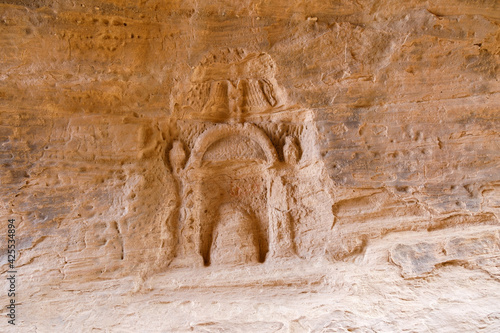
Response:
[0,0,499,331]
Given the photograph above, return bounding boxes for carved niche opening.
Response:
[195,124,277,265]
[210,203,261,265]
[167,49,325,267]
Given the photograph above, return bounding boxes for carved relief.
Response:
[183,49,287,122]
[167,49,333,267]
[169,140,187,174]
[283,136,301,165]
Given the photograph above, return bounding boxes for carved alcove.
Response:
[168,49,330,267]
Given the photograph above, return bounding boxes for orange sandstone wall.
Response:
[0,1,499,331]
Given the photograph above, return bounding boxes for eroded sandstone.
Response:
[0,0,499,331]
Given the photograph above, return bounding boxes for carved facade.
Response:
[167,49,331,267]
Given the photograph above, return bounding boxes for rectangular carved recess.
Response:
[167,49,334,267]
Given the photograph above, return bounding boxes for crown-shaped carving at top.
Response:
[181,49,289,122]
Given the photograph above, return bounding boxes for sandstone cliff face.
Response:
[1,0,499,332]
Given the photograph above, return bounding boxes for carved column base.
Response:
[169,254,204,268]
[265,253,300,265]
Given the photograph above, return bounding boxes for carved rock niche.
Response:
[168,49,331,267]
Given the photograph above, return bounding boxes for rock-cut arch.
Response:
[186,123,278,168]
[178,122,277,266]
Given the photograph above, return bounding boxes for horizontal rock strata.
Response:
[0,0,499,331]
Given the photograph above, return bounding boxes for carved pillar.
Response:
[169,141,204,267]
[266,169,296,260]
[172,170,204,267]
